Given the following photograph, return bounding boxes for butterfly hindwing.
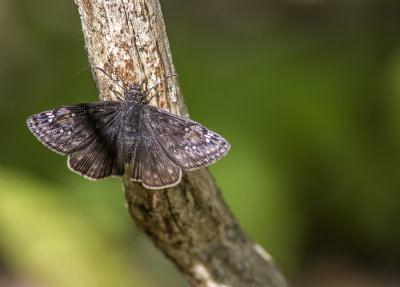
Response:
[144,105,230,170]
[67,133,124,179]
[129,121,181,189]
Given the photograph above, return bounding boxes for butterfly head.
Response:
[125,83,144,103]
[119,75,179,105]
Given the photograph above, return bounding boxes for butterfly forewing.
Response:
[144,105,230,170]
[27,102,125,179]
[27,102,121,154]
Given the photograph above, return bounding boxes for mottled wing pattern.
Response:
[129,121,181,189]
[144,105,230,170]
[27,102,125,179]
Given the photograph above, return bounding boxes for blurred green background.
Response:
[1,0,400,286]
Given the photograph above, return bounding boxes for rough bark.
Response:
[74,0,288,286]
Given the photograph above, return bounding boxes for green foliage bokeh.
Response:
[1,0,400,286]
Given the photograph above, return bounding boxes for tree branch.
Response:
[74,0,288,286]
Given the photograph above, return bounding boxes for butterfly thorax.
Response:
[120,85,146,162]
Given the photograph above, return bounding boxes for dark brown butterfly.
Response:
[27,72,230,189]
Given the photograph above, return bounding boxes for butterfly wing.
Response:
[129,119,181,189]
[143,105,230,171]
[27,102,125,179]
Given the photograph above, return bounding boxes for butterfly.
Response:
[26,70,230,189]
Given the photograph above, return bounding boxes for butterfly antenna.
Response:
[109,87,124,101]
[143,91,162,104]
[144,74,178,97]
[117,74,128,91]
[95,67,127,92]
